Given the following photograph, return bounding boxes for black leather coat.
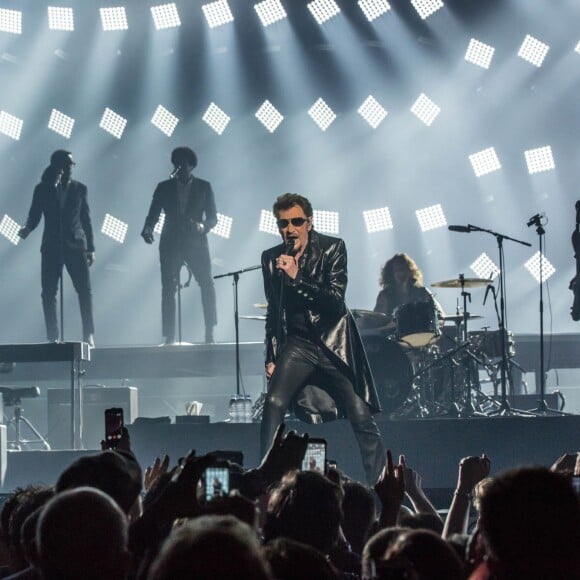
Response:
[261,230,381,420]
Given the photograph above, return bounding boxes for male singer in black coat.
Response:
[18,150,95,346]
[260,193,385,484]
[141,147,217,344]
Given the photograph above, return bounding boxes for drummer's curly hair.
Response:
[379,253,423,289]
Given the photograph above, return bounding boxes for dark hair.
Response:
[341,481,376,556]
[379,253,423,289]
[49,150,72,169]
[272,193,313,219]
[171,147,197,168]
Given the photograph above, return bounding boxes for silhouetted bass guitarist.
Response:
[571,201,580,321]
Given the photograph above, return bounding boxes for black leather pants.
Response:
[260,334,385,484]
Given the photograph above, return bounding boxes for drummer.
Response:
[373,253,444,329]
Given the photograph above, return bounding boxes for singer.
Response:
[18,150,95,345]
[141,147,217,345]
[260,193,385,484]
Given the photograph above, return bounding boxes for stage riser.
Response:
[2,416,578,493]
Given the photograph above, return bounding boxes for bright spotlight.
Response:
[469,147,501,177]
[151,105,179,136]
[313,210,339,235]
[202,103,231,135]
[154,211,166,235]
[100,7,128,31]
[358,95,388,129]
[524,251,555,283]
[48,7,74,31]
[358,0,391,22]
[151,3,181,30]
[465,38,495,69]
[416,204,446,232]
[0,215,22,246]
[48,109,75,139]
[525,145,555,174]
[410,93,440,127]
[0,111,23,141]
[0,9,22,35]
[259,210,278,235]
[101,214,128,244]
[255,100,284,133]
[307,0,341,25]
[99,108,127,139]
[518,34,549,68]
[254,0,287,27]
[470,253,500,280]
[308,98,336,131]
[576,41,580,55]
[202,0,234,29]
[363,207,393,233]
[411,0,443,20]
[211,213,233,239]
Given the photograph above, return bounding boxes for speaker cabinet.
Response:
[47,387,138,450]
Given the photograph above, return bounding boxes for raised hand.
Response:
[457,454,491,493]
[144,454,170,493]
[374,450,405,528]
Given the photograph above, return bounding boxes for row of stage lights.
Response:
[0,101,559,177]
[0,1,441,35]
[0,206,556,284]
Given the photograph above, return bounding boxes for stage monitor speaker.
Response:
[47,387,138,450]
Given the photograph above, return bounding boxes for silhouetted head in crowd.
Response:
[341,480,376,556]
[20,508,43,570]
[37,487,130,580]
[148,515,271,580]
[478,466,580,579]
[263,470,342,555]
[263,537,339,580]
[384,529,464,580]
[7,485,54,573]
[398,512,444,535]
[361,527,409,580]
[55,450,142,514]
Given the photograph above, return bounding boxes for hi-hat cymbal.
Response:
[241,315,266,321]
[432,278,492,289]
[443,314,484,323]
[253,303,268,309]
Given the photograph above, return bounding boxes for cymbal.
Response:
[432,278,492,289]
[350,309,391,330]
[241,315,266,321]
[253,303,267,309]
[442,314,484,323]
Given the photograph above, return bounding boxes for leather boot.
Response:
[351,419,385,485]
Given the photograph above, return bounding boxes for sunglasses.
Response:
[277,217,308,228]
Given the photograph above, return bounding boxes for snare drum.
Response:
[362,335,413,415]
[395,301,440,348]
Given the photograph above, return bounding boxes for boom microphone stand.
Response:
[214,264,261,397]
[449,224,533,416]
[527,214,570,416]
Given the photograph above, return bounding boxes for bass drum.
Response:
[362,335,414,415]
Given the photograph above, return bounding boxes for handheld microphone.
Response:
[483,284,493,306]
[284,239,297,257]
[170,166,181,179]
[54,170,64,188]
[448,225,471,233]
[526,212,545,227]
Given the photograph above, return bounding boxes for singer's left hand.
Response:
[276,254,298,279]
[192,221,205,234]
[86,252,95,267]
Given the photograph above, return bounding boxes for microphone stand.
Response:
[214,264,261,397]
[457,224,533,417]
[528,217,570,416]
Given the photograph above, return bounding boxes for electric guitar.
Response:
[572,200,580,321]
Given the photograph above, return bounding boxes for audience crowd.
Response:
[0,423,578,579]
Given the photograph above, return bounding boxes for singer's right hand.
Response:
[266,362,276,380]
[18,227,30,240]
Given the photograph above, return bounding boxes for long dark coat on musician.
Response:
[261,229,381,421]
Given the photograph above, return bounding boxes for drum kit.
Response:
[355,275,518,419]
